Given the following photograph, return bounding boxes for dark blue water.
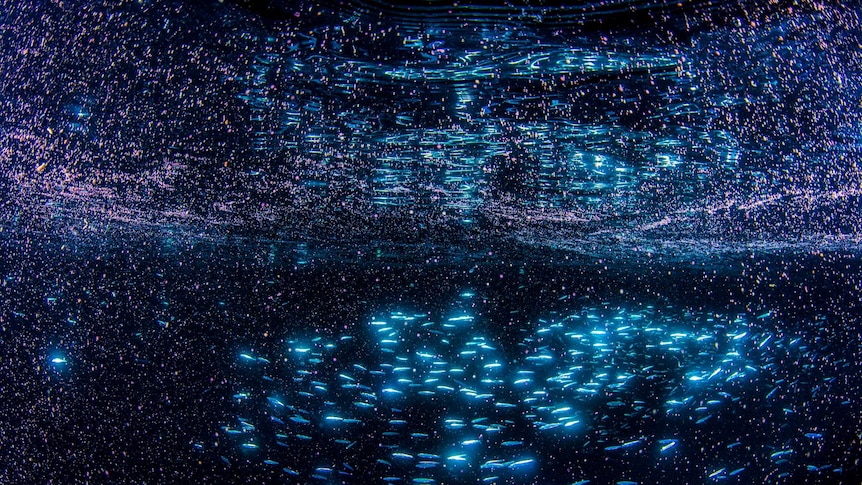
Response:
[1,1,861,483]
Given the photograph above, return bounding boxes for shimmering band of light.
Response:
[6,2,859,260]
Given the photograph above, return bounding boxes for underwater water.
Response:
[1,0,861,483]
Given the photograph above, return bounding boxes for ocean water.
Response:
[1,0,861,483]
